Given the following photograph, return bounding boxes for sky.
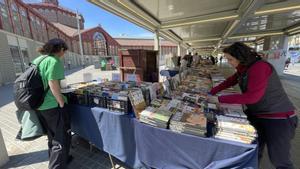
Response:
[24,0,153,38]
[58,0,154,38]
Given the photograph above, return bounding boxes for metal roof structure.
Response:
[88,0,300,53]
[115,38,177,47]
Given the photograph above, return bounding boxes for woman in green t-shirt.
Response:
[34,38,72,169]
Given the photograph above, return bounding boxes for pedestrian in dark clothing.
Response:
[177,56,181,67]
[209,55,216,65]
[67,60,71,70]
[33,38,72,169]
[285,57,291,69]
[186,52,193,67]
[209,42,298,169]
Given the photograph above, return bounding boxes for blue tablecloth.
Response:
[70,105,102,147]
[70,105,142,168]
[134,120,258,169]
[71,105,258,169]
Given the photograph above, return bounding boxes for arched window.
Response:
[19,7,31,38]
[93,32,107,56]
[10,1,23,35]
[0,0,13,32]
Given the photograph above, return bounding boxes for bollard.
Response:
[0,129,9,167]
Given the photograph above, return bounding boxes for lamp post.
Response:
[76,10,84,66]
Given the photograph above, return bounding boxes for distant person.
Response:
[209,42,297,169]
[170,55,179,70]
[209,55,216,65]
[177,56,181,67]
[193,52,200,66]
[180,55,188,72]
[109,59,116,70]
[186,52,193,67]
[199,55,203,60]
[100,59,106,71]
[285,57,291,69]
[33,38,72,169]
[219,56,223,63]
[68,60,71,70]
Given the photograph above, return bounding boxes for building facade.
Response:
[28,2,84,29]
[0,0,120,85]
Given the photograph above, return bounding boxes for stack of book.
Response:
[211,73,226,87]
[170,105,207,137]
[139,107,173,128]
[218,103,246,118]
[139,99,181,128]
[215,115,256,144]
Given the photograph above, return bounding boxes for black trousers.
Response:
[248,115,298,169]
[37,106,71,169]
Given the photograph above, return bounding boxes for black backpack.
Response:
[14,56,49,111]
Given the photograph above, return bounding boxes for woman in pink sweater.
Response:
[209,42,298,169]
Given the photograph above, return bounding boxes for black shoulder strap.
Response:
[35,55,50,97]
[36,55,48,66]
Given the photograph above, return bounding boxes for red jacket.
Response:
[210,62,295,119]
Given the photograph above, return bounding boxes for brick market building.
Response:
[0,0,120,85]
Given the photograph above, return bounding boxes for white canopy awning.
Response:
[88,0,300,53]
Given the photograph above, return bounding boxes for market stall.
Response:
[135,120,257,169]
[70,106,141,168]
[70,105,258,169]
[66,60,258,169]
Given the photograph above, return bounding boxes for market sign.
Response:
[289,50,300,60]
[127,74,137,82]
[112,73,121,82]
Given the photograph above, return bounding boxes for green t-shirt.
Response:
[32,55,67,110]
[101,60,106,67]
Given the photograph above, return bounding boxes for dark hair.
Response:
[182,55,188,60]
[38,38,68,55]
[223,42,261,66]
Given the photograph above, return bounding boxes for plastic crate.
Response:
[106,97,132,114]
[89,95,107,108]
[68,93,89,106]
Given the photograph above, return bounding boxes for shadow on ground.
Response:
[65,66,86,76]
[281,73,300,82]
[2,150,48,169]
[0,84,13,107]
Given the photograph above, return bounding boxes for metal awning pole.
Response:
[76,10,84,66]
